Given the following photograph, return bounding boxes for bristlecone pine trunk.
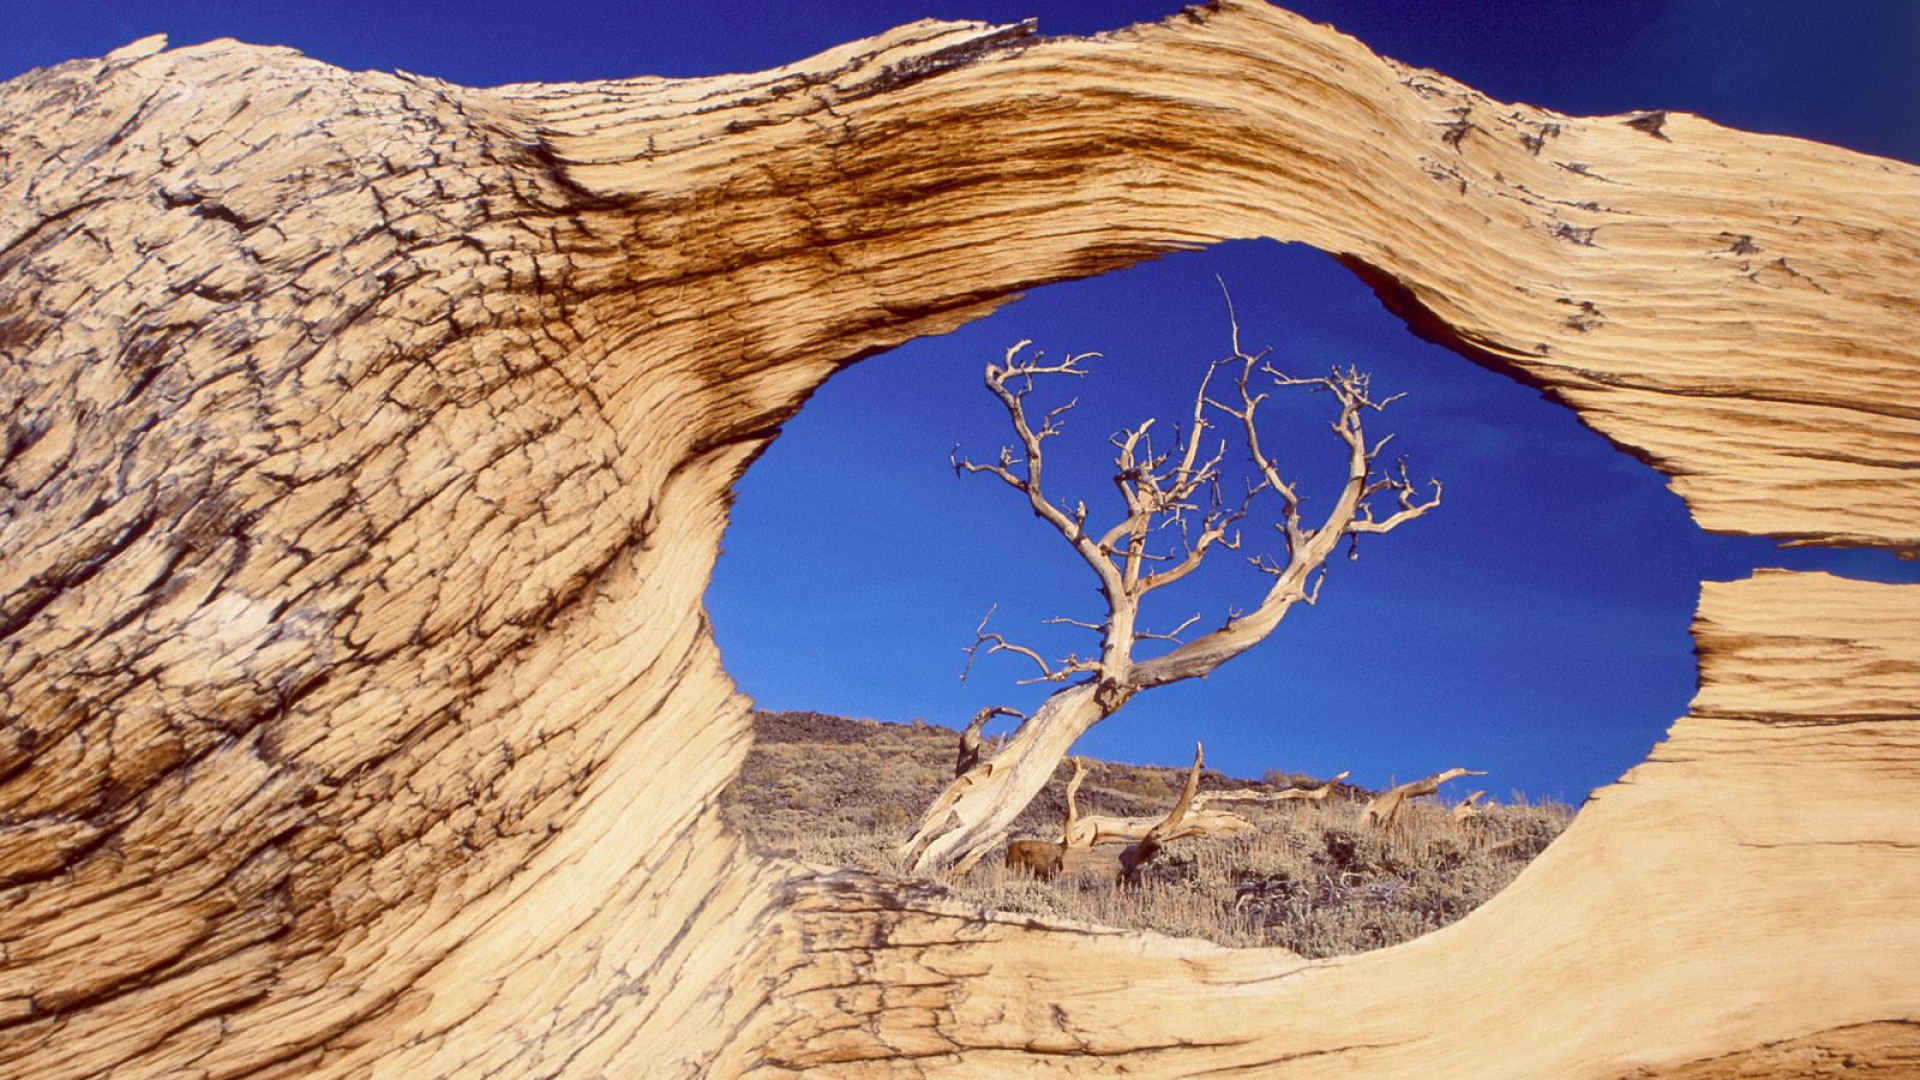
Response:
[3,7,1917,1078]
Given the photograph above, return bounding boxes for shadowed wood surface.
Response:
[1,3,1915,1077]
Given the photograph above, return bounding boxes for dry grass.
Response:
[723,710,1572,957]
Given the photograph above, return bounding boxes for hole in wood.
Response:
[709,238,1911,954]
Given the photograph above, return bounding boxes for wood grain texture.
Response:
[1,3,1914,1076]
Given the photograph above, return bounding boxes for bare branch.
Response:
[1137,456,1256,596]
[1267,769,1350,802]
[1404,767,1488,797]
[1137,613,1201,644]
[1098,546,1177,564]
[960,343,1126,602]
[960,606,1057,683]
[1132,348,1442,692]
[1005,742,1255,882]
[1302,565,1327,606]
[993,338,1095,386]
[1039,397,1079,438]
[1350,459,1443,535]
[1189,770,1350,809]
[1224,353,1305,552]
[1061,757,1088,848]
[1121,742,1207,879]
[949,443,1028,492]
[956,705,1023,778]
[1013,661,1102,686]
[1362,768,1489,829]
[1071,807,1254,847]
[1216,276,1243,358]
[1171,353,1225,495]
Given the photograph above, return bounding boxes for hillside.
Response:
[723,711,1570,956]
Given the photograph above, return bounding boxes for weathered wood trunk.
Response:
[904,679,1107,873]
[2,5,1916,1076]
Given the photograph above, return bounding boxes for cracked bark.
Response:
[2,2,1917,1077]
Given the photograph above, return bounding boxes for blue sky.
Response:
[5,2,1915,801]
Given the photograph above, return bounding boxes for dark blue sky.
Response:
[6,3,1915,801]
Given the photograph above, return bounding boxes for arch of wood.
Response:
[3,4,1916,1076]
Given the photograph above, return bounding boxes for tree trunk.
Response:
[902,680,1109,874]
[3,6,1918,1078]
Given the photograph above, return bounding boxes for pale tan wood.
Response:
[1254,768,1349,802]
[907,332,1438,873]
[2,3,1916,1077]
[1361,766,1487,828]
[1005,746,1241,880]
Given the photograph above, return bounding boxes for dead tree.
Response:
[1453,790,1490,822]
[902,312,1441,874]
[1066,757,1258,849]
[1266,770,1352,802]
[1362,768,1489,829]
[1005,745,1222,882]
